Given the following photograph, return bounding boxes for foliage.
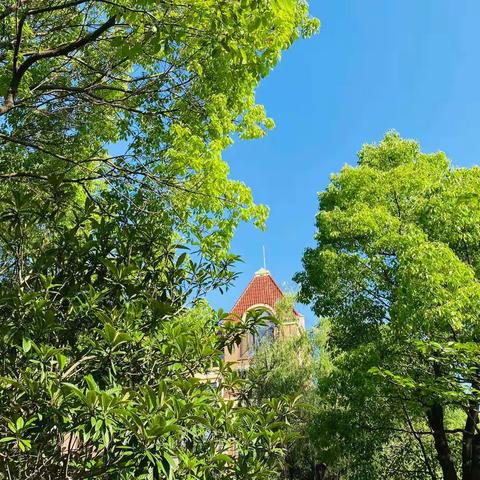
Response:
[274,292,301,326]
[296,132,480,480]
[249,329,313,402]
[247,332,317,480]
[245,287,326,480]
[0,0,318,258]
[0,0,319,478]
[0,192,298,479]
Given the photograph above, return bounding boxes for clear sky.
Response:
[208,0,480,327]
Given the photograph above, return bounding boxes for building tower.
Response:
[224,268,304,370]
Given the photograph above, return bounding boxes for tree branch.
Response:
[1,15,116,115]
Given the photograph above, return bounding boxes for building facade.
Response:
[225,267,304,370]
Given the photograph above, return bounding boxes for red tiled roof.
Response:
[230,269,301,318]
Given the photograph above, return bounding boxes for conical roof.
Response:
[230,268,300,318]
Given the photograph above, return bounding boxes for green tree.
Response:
[0,182,304,479]
[245,293,322,480]
[248,332,319,480]
[0,0,318,257]
[295,132,480,480]
[0,1,319,477]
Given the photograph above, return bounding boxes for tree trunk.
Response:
[426,403,458,480]
[315,463,327,480]
[315,463,340,480]
[470,434,480,480]
[462,404,478,480]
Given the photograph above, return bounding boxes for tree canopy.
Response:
[296,132,480,480]
[0,0,318,255]
[247,331,319,480]
[0,1,319,478]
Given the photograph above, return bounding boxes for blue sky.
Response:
[208,0,480,327]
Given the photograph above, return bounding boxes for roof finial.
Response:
[255,246,269,276]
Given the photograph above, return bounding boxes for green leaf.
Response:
[22,338,32,354]
[0,437,15,444]
[16,418,24,431]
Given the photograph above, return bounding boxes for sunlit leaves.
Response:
[0,0,318,259]
[0,197,295,478]
[0,1,318,477]
[296,131,480,478]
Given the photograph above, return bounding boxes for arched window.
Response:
[252,321,275,349]
[239,308,275,358]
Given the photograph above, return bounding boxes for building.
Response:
[224,267,304,370]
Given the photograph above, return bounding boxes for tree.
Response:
[245,294,328,480]
[248,332,317,480]
[0,177,307,479]
[295,132,480,480]
[0,1,319,477]
[0,0,318,255]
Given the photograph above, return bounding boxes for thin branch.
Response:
[1,15,117,115]
[402,403,438,480]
